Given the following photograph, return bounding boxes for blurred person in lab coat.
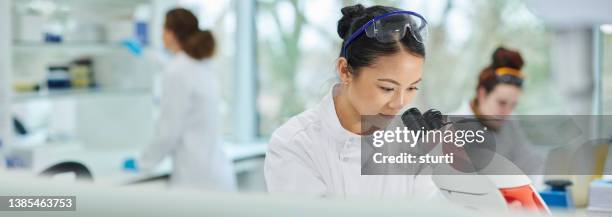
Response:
[138,8,236,191]
[450,47,544,183]
[265,4,439,198]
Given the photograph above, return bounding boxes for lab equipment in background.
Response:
[12,80,40,93]
[434,157,550,214]
[63,22,106,44]
[106,20,133,44]
[46,65,71,89]
[69,58,95,88]
[43,22,63,43]
[39,161,93,182]
[19,57,97,93]
[401,108,550,214]
[496,177,548,211]
[4,155,29,169]
[14,2,147,45]
[539,180,574,209]
[135,22,148,45]
[587,179,612,213]
[44,32,62,43]
[13,117,28,136]
[543,138,611,207]
[134,5,151,45]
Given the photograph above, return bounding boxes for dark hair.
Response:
[475,46,524,94]
[165,8,215,60]
[337,4,426,76]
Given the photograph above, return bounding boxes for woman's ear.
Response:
[477,87,488,102]
[163,29,180,53]
[336,57,352,85]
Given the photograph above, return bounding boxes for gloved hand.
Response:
[122,157,138,172]
[121,39,144,56]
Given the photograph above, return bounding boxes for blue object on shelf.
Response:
[44,33,62,43]
[122,158,138,172]
[540,191,570,207]
[47,65,71,89]
[5,156,26,168]
[540,179,573,209]
[135,21,148,45]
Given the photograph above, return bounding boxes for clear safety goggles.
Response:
[343,11,428,59]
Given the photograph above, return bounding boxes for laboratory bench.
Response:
[4,141,267,187]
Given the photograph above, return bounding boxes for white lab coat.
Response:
[265,84,439,199]
[139,52,236,191]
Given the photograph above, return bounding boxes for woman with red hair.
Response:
[451,46,544,177]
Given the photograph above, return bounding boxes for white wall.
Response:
[525,0,612,28]
[0,0,12,155]
[550,28,596,115]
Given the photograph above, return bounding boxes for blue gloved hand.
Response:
[122,157,138,172]
[121,39,144,56]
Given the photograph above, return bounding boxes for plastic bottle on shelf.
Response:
[43,22,63,43]
[134,5,151,45]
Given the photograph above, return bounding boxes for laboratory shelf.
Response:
[13,43,127,54]
[12,87,152,103]
[14,0,151,9]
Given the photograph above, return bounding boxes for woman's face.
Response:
[477,84,522,117]
[162,28,180,53]
[340,50,424,120]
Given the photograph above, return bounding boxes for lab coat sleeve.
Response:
[139,72,190,171]
[504,122,547,190]
[507,122,545,174]
[264,132,328,197]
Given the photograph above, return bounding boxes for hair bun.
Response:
[337,4,366,40]
[491,46,524,70]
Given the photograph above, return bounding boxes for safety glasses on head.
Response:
[342,10,428,59]
[495,67,524,87]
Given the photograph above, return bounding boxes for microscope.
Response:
[401,108,550,214]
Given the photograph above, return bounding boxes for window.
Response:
[256,0,341,136]
[602,24,612,115]
[255,0,554,137]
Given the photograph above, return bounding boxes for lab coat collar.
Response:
[174,51,210,65]
[320,84,361,144]
[176,52,196,63]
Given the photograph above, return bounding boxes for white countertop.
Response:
[5,141,267,185]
